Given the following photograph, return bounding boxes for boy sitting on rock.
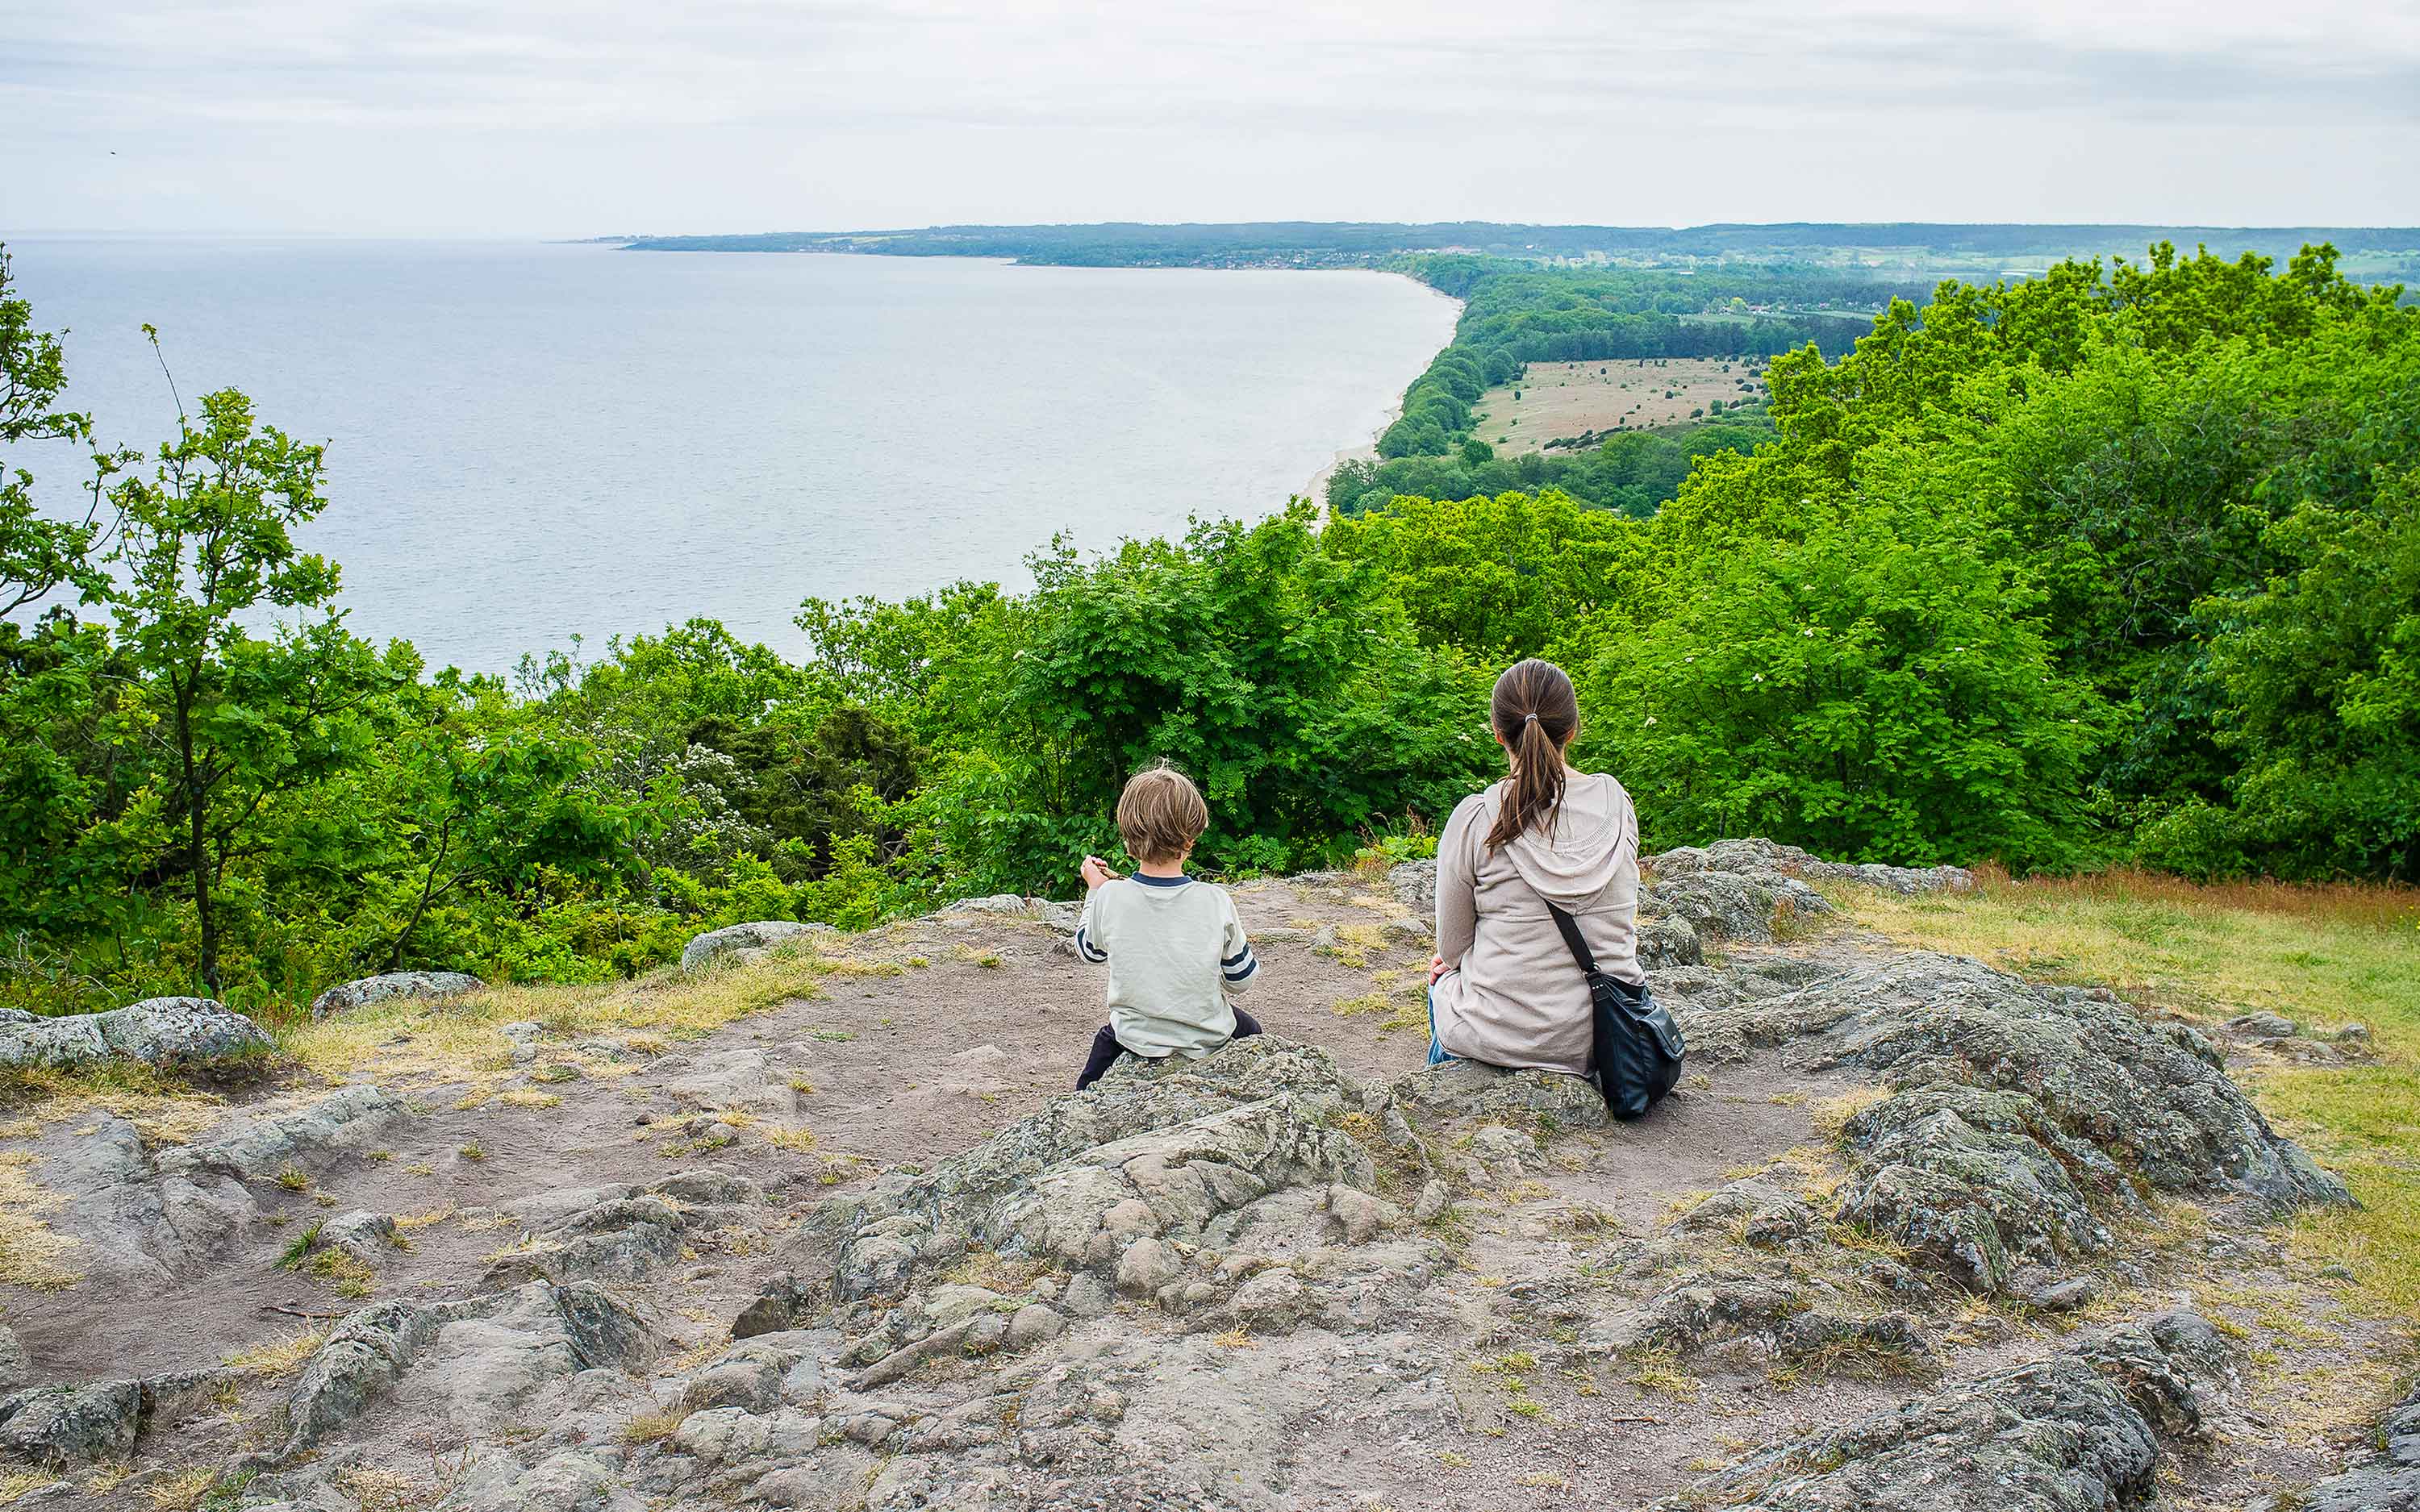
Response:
[1071,762,1262,1090]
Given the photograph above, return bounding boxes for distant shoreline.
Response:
[1304,278,1465,512]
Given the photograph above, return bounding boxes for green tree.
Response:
[1582,506,2101,868]
[105,380,375,996]
[0,244,119,618]
[2142,469,2420,879]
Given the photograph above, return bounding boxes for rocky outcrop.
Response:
[805,1038,1375,1303]
[679,919,836,973]
[1649,837,1976,896]
[2300,1377,2420,1512]
[940,893,1083,933]
[1667,1311,2233,1511]
[1693,952,2347,1293]
[308,969,484,1018]
[279,1280,661,1458]
[0,997,273,1070]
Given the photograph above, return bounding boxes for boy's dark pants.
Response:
[1076,1009,1263,1091]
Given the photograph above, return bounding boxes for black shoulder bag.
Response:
[1544,902,1685,1121]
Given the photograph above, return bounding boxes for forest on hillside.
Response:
[2,240,2414,1017]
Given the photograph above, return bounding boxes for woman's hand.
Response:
[1079,855,1120,892]
[1428,953,1450,985]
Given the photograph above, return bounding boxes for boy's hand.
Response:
[1428,953,1450,985]
[1080,856,1120,892]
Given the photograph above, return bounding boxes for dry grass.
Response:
[223,1328,328,1377]
[269,949,839,1088]
[1475,356,1759,454]
[620,1408,689,1446]
[143,1467,219,1510]
[1622,1343,1703,1401]
[1838,867,2420,1335]
[766,1126,819,1152]
[0,1471,60,1507]
[0,1151,82,1288]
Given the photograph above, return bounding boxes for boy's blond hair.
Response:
[1116,762,1209,866]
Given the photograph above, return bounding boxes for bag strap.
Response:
[1543,901,1600,976]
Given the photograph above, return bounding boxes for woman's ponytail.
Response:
[1484,659,1580,852]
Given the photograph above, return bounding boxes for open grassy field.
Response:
[1472,357,1764,453]
[1832,868,2420,1333]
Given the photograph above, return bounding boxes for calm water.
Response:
[5,240,1455,671]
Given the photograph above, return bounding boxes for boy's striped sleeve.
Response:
[1074,892,1109,964]
[1219,895,1259,990]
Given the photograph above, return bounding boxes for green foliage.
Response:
[2143,469,2420,880]
[914,505,1496,891]
[1329,414,1775,519]
[1374,257,1888,457]
[1577,505,2100,867]
[1326,490,1647,662]
[5,235,2418,1016]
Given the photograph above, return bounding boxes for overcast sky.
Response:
[6,0,2417,236]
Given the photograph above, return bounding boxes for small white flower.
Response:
[1643,715,1658,727]
[1802,628,1815,637]
[1753,673,1764,683]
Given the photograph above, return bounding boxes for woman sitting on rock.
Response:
[1426,657,1644,1074]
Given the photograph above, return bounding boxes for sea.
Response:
[3,238,1457,672]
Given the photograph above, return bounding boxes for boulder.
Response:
[307,970,484,1018]
[680,920,835,973]
[319,1210,401,1264]
[0,997,272,1071]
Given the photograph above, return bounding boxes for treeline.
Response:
[1374,259,1903,458]
[1328,417,1778,519]
[3,240,2414,1018]
[614,221,2420,272]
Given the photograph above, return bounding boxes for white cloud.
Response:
[2,0,2414,233]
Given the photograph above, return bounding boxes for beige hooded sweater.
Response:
[1429,770,1643,1076]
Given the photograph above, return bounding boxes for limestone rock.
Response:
[0,997,272,1071]
[1638,912,1704,970]
[1231,1267,1306,1327]
[1005,1305,1064,1350]
[307,970,483,1018]
[680,920,835,973]
[1387,860,1437,918]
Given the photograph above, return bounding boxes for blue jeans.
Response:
[1426,985,1458,1067]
